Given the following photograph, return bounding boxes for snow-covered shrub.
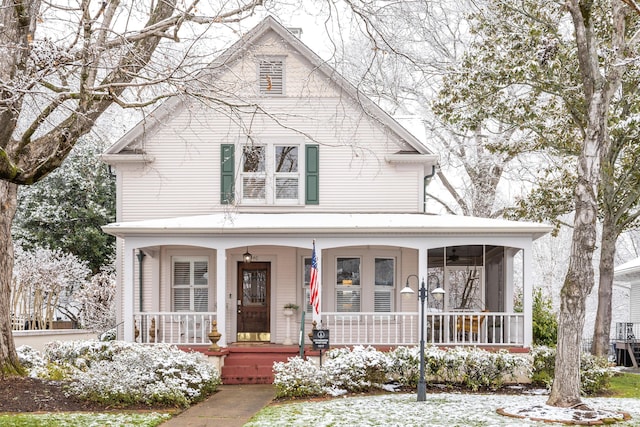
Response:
[387,346,420,386]
[530,345,613,394]
[323,346,390,392]
[274,345,529,398]
[21,340,220,407]
[16,345,46,372]
[99,328,117,341]
[452,347,522,391]
[530,345,555,388]
[273,356,327,398]
[580,352,612,395]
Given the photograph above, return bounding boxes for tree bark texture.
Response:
[547,0,627,407]
[0,181,23,376]
[591,211,617,357]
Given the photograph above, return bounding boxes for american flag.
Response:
[309,241,319,316]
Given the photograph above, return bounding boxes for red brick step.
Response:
[221,345,300,385]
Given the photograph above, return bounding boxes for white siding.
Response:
[114,30,426,222]
[631,284,640,323]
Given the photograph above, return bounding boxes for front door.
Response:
[237,262,271,342]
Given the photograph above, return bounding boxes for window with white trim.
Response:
[241,143,300,204]
[172,257,208,312]
[259,58,284,95]
[336,257,360,312]
[374,258,395,312]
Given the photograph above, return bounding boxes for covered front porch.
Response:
[103,213,551,350]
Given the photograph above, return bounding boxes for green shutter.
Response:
[221,144,235,204]
[305,144,319,205]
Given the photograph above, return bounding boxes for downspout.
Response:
[423,165,436,213]
[136,251,145,312]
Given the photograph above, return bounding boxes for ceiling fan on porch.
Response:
[446,248,473,263]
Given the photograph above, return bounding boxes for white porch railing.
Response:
[130,311,523,347]
[134,312,216,345]
[321,312,525,347]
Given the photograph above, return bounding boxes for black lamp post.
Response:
[401,274,445,402]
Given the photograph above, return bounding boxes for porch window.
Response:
[336,257,360,312]
[241,143,300,204]
[374,258,395,312]
[172,257,208,312]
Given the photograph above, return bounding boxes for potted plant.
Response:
[283,303,299,316]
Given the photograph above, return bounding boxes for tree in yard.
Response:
[333,0,532,219]
[12,242,91,330]
[0,0,266,376]
[76,265,116,333]
[432,0,640,407]
[13,136,116,274]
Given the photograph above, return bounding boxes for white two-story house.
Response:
[102,16,551,353]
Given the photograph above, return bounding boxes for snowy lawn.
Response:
[247,392,640,426]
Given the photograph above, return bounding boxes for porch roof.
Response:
[102,213,552,239]
[615,257,640,284]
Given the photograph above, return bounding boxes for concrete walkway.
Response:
[161,384,276,427]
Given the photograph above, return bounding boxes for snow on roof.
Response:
[102,213,552,239]
[614,257,640,283]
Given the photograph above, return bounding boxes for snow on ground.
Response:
[247,392,640,426]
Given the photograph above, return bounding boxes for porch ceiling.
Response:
[102,213,552,240]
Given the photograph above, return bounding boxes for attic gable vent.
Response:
[259,58,284,95]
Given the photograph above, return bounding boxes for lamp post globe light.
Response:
[400,274,445,402]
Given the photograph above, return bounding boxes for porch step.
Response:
[221,345,300,385]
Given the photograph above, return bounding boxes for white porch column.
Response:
[418,247,428,342]
[216,248,227,347]
[123,242,136,342]
[418,247,428,290]
[522,246,533,347]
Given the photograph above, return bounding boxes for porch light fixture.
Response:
[243,247,253,263]
[402,274,446,402]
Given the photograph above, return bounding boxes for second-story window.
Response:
[241,143,300,204]
[275,145,298,199]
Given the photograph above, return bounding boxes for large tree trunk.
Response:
[0,181,24,376]
[547,104,605,408]
[591,211,617,357]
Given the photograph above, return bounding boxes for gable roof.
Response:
[104,15,434,158]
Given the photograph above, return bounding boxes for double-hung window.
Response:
[336,257,361,312]
[374,258,395,312]
[242,145,266,200]
[172,257,209,312]
[241,143,300,204]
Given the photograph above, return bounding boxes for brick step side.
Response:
[221,346,301,384]
[223,354,293,366]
